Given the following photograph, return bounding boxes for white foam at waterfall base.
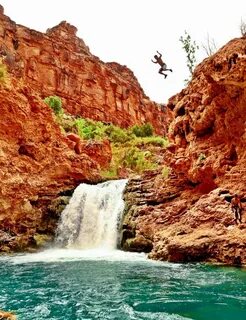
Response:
[4,179,152,264]
[7,248,148,264]
[55,179,128,250]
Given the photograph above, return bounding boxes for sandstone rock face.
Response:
[168,37,246,191]
[0,84,111,251]
[0,7,170,135]
[0,309,16,320]
[122,37,246,265]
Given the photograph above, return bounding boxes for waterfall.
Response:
[55,179,128,250]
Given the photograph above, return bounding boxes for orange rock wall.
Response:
[123,37,246,265]
[0,83,111,240]
[0,7,170,135]
[167,37,246,192]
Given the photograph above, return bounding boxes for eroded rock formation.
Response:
[122,37,246,265]
[0,6,170,135]
[0,6,169,252]
[0,83,111,251]
[0,309,16,320]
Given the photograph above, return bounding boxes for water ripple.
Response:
[0,251,245,319]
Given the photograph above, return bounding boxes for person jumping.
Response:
[151,50,172,78]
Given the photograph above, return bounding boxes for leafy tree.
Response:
[179,31,199,83]
[44,96,63,116]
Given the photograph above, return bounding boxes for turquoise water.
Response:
[0,249,245,320]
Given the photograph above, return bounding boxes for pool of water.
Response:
[0,249,245,320]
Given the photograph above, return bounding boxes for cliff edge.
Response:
[122,36,246,265]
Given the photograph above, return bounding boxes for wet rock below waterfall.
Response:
[122,235,153,253]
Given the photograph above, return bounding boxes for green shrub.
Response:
[45,108,168,176]
[44,96,63,116]
[105,125,131,143]
[131,123,153,137]
[100,167,118,179]
[122,147,157,172]
[75,118,105,140]
[134,136,169,147]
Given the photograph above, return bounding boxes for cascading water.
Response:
[55,179,128,250]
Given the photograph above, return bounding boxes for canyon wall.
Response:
[0,6,170,135]
[122,37,246,265]
[0,6,169,251]
[1,5,245,265]
[0,82,111,251]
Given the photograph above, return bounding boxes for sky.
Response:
[0,0,245,104]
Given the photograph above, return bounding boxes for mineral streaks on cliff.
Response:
[0,6,168,134]
[0,85,111,251]
[122,37,246,265]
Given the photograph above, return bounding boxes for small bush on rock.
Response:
[131,123,153,137]
[44,96,63,116]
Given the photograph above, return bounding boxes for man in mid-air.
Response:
[151,50,172,78]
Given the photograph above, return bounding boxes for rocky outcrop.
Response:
[122,37,246,265]
[167,37,246,190]
[123,171,246,265]
[0,310,16,320]
[0,6,170,135]
[0,84,111,252]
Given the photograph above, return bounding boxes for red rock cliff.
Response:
[0,5,169,252]
[0,80,111,251]
[122,36,246,265]
[168,37,246,191]
[0,6,170,134]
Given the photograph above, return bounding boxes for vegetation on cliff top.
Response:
[44,96,169,178]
